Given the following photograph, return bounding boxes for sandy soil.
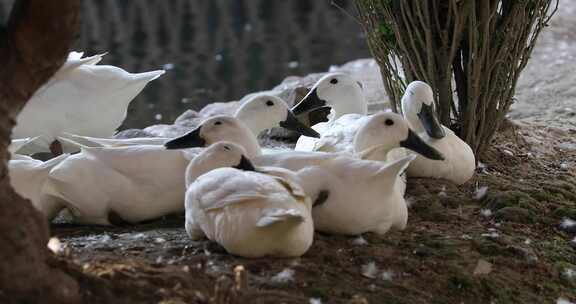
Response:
[512,0,576,130]
[38,2,576,304]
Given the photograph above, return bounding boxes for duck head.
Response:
[235,94,320,138]
[186,142,256,185]
[292,73,367,119]
[164,116,261,158]
[354,112,445,161]
[401,81,445,139]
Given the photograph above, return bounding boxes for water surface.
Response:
[0,0,369,128]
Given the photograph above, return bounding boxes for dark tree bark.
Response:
[0,1,80,303]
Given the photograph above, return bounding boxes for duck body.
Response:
[184,143,313,258]
[44,145,198,225]
[401,81,475,184]
[406,127,475,184]
[293,154,414,235]
[295,114,368,153]
[12,52,165,153]
[8,154,70,217]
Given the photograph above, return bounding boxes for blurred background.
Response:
[0,0,369,128]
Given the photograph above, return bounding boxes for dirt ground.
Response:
[47,3,576,303]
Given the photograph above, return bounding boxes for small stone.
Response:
[348,295,369,304]
[473,259,493,275]
[47,237,63,255]
[361,262,378,279]
[413,245,434,258]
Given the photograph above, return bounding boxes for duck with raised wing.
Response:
[401,81,475,184]
[181,142,314,258]
[12,51,165,155]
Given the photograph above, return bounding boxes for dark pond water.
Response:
[0,0,369,128]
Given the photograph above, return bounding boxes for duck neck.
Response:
[355,143,395,161]
[234,110,267,137]
[402,103,426,134]
[330,89,367,120]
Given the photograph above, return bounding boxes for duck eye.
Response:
[214,121,222,126]
[266,100,274,106]
[384,119,394,126]
[330,78,338,85]
[223,146,231,151]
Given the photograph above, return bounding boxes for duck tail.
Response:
[56,135,97,150]
[60,52,106,73]
[37,153,70,171]
[130,69,166,82]
[256,208,305,228]
[373,154,417,181]
[9,136,42,153]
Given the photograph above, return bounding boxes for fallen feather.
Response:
[271,268,295,284]
[480,209,493,218]
[351,236,368,246]
[474,186,489,200]
[381,269,394,281]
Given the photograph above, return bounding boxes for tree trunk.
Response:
[0,1,80,303]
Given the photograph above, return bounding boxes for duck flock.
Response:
[9,52,476,258]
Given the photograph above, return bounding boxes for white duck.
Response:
[184,142,314,258]
[9,137,40,160]
[401,81,475,184]
[12,51,165,155]
[61,94,318,150]
[9,154,70,217]
[257,112,443,205]
[43,143,199,225]
[164,116,262,158]
[294,154,416,236]
[292,72,368,153]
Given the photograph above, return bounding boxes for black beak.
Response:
[279,110,320,138]
[400,129,445,161]
[233,155,256,172]
[164,127,206,150]
[291,88,326,115]
[418,103,445,139]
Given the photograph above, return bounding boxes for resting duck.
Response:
[401,81,475,184]
[291,72,368,153]
[43,143,199,225]
[182,142,314,258]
